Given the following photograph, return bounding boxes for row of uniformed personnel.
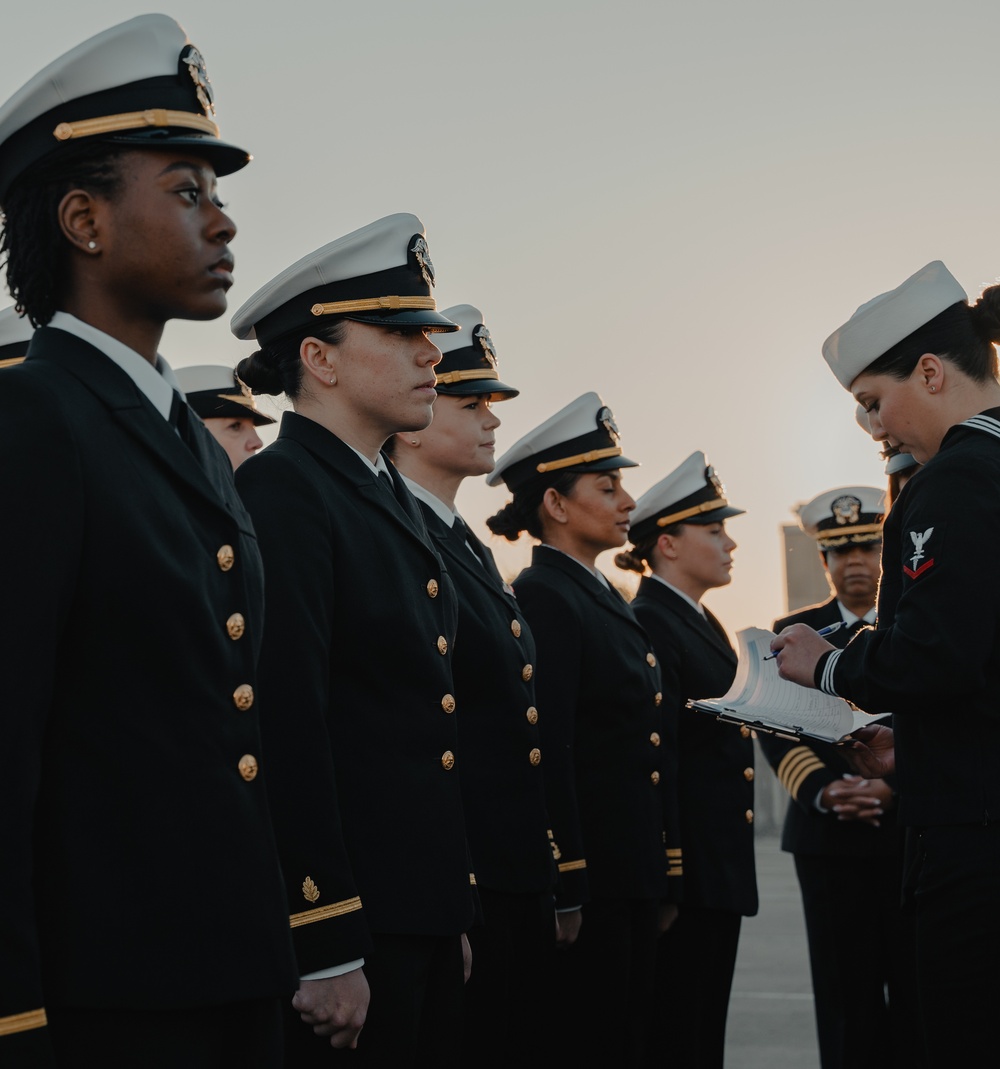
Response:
[0,12,769,1066]
[0,11,955,1069]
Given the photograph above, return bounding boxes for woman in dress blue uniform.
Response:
[772,260,1000,1066]
[759,486,908,1069]
[174,364,274,470]
[616,453,756,1069]
[486,394,667,1066]
[231,215,477,1066]
[387,304,554,1066]
[0,16,297,1066]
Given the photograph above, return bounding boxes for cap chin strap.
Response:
[536,446,622,474]
[656,496,728,527]
[54,109,219,141]
[310,296,437,316]
[436,368,499,385]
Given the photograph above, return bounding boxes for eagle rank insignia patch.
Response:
[904,527,935,579]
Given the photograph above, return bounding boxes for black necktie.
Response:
[377,469,399,502]
[169,390,198,452]
[452,517,483,565]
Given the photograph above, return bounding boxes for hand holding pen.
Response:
[763,620,844,660]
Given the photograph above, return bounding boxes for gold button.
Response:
[739,724,751,738]
[522,663,533,682]
[745,809,754,824]
[437,635,448,655]
[646,652,657,668]
[529,748,541,766]
[654,692,663,706]
[217,544,234,571]
[650,770,661,785]
[233,683,254,711]
[526,706,539,725]
[441,751,455,770]
[511,619,522,638]
[238,754,258,781]
[426,579,439,598]
[226,612,246,641]
[744,767,754,782]
[441,693,456,714]
[650,732,661,747]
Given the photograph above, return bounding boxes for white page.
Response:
[689,627,880,742]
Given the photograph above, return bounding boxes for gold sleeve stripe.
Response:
[665,848,682,857]
[289,896,363,929]
[558,859,587,873]
[0,1008,47,1036]
[776,747,826,800]
[667,862,683,877]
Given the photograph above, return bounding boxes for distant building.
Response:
[781,523,831,613]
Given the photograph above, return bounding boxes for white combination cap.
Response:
[822,261,967,389]
[629,451,744,544]
[0,14,248,200]
[487,391,636,491]
[0,305,32,367]
[433,304,518,400]
[175,363,274,425]
[231,213,458,345]
[797,485,885,548]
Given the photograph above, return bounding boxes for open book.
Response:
[687,627,888,744]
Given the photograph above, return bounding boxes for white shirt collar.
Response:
[343,442,393,480]
[48,312,179,420]
[837,602,877,627]
[399,475,456,528]
[650,573,706,616]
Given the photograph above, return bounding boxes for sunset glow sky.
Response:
[5,0,999,633]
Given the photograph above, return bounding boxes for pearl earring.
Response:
[87,240,97,250]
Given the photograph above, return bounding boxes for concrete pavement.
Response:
[724,831,821,1069]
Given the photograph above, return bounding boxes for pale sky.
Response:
[5,0,999,633]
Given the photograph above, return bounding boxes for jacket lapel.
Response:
[421,505,509,602]
[639,576,736,668]
[278,413,437,553]
[529,545,643,630]
[29,328,241,520]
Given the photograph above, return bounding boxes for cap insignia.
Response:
[707,466,724,496]
[410,236,435,288]
[597,406,620,442]
[832,494,862,526]
[180,45,215,117]
[475,325,497,367]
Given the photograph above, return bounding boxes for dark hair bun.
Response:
[236,351,283,397]
[486,501,525,542]
[970,284,1000,346]
[614,548,646,573]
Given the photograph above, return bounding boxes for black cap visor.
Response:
[104,130,250,176]
[679,504,745,525]
[436,376,520,401]
[341,308,458,333]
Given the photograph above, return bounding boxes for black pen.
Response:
[763,621,845,660]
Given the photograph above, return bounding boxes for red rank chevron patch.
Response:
[903,558,934,579]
